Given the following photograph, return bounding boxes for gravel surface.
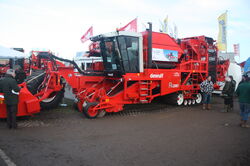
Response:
[0,96,250,166]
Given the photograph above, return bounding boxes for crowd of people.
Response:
[200,74,250,128]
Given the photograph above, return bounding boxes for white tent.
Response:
[227,62,242,89]
[0,45,26,59]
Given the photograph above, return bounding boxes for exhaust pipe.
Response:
[147,22,152,68]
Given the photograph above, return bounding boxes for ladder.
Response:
[191,73,200,95]
[139,80,151,103]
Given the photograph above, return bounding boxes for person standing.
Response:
[236,77,250,128]
[200,76,214,110]
[229,75,236,109]
[15,65,26,84]
[1,69,21,129]
[239,74,248,85]
[221,76,236,112]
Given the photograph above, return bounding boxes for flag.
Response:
[118,18,137,32]
[163,15,168,33]
[233,44,240,56]
[217,12,227,51]
[80,26,93,43]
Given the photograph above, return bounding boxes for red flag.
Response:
[80,26,93,43]
[118,18,137,32]
[233,44,240,56]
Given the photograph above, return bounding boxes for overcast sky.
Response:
[0,0,249,62]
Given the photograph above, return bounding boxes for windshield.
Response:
[103,38,121,71]
[100,36,139,74]
[117,36,139,73]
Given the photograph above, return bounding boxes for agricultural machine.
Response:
[0,48,29,78]
[0,23,230,119]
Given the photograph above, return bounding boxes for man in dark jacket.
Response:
[229,75,236,109]
[15,66,26,84]
[222,76,236,112]
[236,77,250,128]
[239,74,248,85]
[1,69,21,129]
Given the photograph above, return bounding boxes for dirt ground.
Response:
[0,95,250,166]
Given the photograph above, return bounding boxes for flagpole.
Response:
[226,10,228,53]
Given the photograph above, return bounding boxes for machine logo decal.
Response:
[150,73,164,78]
[169,82,179,88]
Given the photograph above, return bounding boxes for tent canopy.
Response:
[0,45,27,59]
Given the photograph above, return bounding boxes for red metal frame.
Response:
[74,33,216,116]
[0,30,229,119]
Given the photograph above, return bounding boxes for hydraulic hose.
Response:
[49,54,84,74]
[41,53,103,76]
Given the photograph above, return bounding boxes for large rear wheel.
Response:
[40,90,64,109]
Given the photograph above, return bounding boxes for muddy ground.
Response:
[0,95,250,166]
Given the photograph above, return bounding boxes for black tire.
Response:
[163,92,184,105]
[83,102,99,119]
[40,90,64,110]
[25,70,45,95]
[195,93,203,105]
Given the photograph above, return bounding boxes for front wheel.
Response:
[83,102,100,119]
[176,93,184,106]
[195,93,202,104]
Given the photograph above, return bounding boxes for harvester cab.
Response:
[90,31,143,77]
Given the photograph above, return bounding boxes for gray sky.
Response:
[0,0,249,62]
